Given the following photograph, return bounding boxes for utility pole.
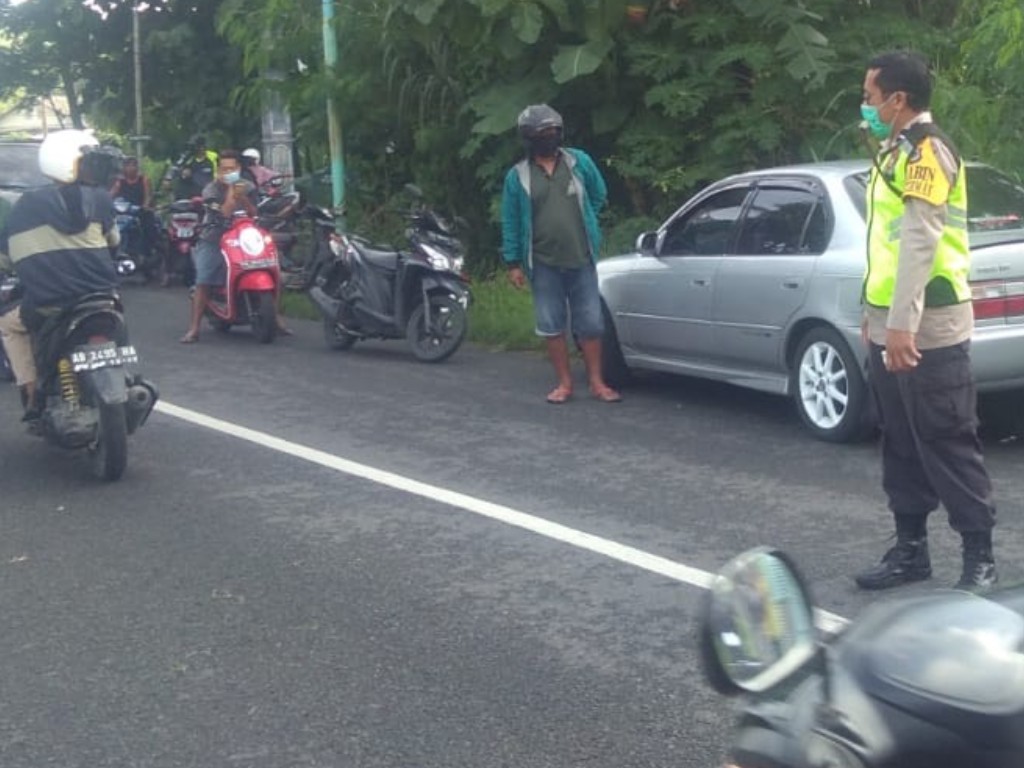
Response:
[321,0,345,229]
[131,2,147,164]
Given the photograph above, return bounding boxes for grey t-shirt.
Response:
[199,179,258,242]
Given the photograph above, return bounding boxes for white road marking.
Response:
[155,400,849,635]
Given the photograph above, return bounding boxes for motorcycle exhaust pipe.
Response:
[308,286,341,319]
[125,382,157,434]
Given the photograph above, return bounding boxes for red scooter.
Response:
[203,212,282,343]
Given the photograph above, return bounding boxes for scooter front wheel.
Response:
[249,290,278,344]
[406,293,467,363]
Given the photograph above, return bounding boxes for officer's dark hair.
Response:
[867,51,932,111]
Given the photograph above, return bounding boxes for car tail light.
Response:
[971,280,1024,319]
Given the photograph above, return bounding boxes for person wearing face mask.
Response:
[501,104,621,404]
[854,51,998,592]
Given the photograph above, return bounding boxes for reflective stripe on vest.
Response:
[864,138,971,309]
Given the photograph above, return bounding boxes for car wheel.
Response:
[601,304,630,388]
[791,326,871,443]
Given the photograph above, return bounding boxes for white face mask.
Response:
[222,170,241,184]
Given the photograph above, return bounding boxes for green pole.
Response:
[322,0,346,230]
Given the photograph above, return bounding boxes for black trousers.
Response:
[868,341,996,534]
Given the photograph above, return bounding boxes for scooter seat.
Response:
[354,242,399,271]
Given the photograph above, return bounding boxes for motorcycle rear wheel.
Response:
[89,402,128,482]
[406,293,467,363]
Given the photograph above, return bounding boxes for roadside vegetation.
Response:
[3,0,1024,345]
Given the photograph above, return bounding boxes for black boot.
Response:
[956,531,998,591]
[855,537,932,590]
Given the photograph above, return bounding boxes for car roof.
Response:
[722,158,995,185]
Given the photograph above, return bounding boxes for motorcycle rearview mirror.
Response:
[698,547,819,696]
[404,183,424,199]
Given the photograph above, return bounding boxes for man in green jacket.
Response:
[501,104,621,404]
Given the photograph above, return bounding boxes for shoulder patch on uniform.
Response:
[903,136,950,206]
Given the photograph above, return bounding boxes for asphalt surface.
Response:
[2,283,1023,768]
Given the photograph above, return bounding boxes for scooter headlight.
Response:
[419,241,456,272]
[238,226,266,257]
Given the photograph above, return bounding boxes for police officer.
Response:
[855,51,997,591]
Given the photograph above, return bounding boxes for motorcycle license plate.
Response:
[174,227,194,238]
[70,342,139,372]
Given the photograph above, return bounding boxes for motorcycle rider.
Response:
[0,129,121,421]
[175,134,218,199]
[240,147,276,190]
[109,156,159,274]
[179,149,289,342]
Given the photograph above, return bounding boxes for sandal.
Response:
[179,332,199,344]
[546,385,573,404]
[590,385,622,403]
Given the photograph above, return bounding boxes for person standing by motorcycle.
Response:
[854,51,998,591]
[179,149,289,342]
[501,104,621,404]
[175,134,218,199]
[110,156,159,274]
[0,129,121,421]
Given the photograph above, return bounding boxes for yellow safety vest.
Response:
[864,128,971,309]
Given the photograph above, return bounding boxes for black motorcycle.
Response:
[27,290,159,481]
[255,176,303,271]
[699,547,1024,768]
[306,187,471,363]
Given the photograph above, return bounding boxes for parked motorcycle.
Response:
[160,198,202,286]
[112,197,159,279]
[27,288,158,481]
[306,187,471,363]
[699,547,1024,768]
[200,207,282,343]
[255,175,303,270]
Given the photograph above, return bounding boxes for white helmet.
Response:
[39,129,99,184]
[242,147,261,164]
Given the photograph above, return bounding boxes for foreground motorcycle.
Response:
[29,290,158,481]
[200,208,281,343]
[307,187,471,363]
[699,547,1024,768]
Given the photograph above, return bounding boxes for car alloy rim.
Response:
[798,341,848,430]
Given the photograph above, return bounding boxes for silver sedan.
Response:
[597,161,1024,442]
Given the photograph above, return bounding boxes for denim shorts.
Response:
[192,238,225,286]
[530,260,604,338]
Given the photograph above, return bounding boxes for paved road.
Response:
[2,284,1022,767]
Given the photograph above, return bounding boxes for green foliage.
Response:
[5,0,1024,274]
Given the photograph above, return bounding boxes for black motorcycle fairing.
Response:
[729,590,1024,768]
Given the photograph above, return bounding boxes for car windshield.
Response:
[0,143,46,189]
[844,165,1024,247]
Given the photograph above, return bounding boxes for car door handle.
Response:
[692,278,710,287]
[782,279,803,289]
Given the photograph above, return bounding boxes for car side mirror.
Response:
[698,547,818,695]
[636,231,658,256]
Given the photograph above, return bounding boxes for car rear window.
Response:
[843,165,1024,246]
[0,143,47,189]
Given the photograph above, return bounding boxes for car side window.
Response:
[660,187,750,257]
[734,186,826,256]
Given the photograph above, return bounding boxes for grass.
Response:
[278,277,541,351]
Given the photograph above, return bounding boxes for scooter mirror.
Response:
[698,547,817,695]
[404,183,424,199]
